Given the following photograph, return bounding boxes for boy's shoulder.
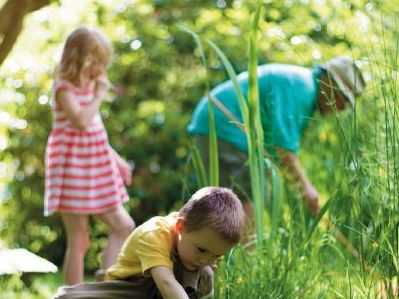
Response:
[134,212,179,240]
[124,212,179,263]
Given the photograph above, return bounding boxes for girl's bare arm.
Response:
[56,76,112,129]
[56,89,103,129]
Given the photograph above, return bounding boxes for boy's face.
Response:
[175,219,234,271]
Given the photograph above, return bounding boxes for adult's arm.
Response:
[150,266,189,299]
[275,148,320,215]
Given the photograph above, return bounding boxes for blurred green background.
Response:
[0,0,398,298]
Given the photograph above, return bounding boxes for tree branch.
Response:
[0,0,52,66]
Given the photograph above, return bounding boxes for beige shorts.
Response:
[194,135,254,202]
[53,257,213,299]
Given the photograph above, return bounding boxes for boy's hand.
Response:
[197,266,214,298]
[210,256,223,270]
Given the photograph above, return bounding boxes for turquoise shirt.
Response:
[187,63,321,154]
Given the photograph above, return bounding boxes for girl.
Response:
[44,27,135,285]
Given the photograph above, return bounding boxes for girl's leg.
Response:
[60,213,90,285]
[96,207,135,270]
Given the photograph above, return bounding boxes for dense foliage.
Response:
[0,0,398,297]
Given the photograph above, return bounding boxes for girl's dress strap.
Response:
[54,80,74,93]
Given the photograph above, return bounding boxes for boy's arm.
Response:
[275,148,320,215]
[150,266,189,299]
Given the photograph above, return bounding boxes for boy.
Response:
[53,186,245,299]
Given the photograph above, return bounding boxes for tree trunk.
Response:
[0,0,52,66]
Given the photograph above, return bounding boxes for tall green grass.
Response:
[0,272,63,299]
[183,7,275,250]
[356,21,399,296]
[183,8,398,299]
[180,26,219,187]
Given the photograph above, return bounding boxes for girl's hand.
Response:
[94,76,111,100]
[116,158,133,186]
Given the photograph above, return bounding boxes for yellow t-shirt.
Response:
[106,212,178,280]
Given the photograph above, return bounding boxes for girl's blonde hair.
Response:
[57,27,112,83]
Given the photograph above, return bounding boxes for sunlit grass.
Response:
[0,272,62,299]
[2,2,398,298]
[184,8,398,299]
[0,272,98,299]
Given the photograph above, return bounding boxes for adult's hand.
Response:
[276,148,320,216]
[302,182,320,216]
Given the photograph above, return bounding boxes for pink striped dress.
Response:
[44,80,129,216]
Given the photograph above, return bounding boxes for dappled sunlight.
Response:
[0,0,398,298]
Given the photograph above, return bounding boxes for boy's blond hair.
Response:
[57,27,112,84]
[179,187,244,244]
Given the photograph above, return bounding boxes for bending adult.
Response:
[187,56,366,216]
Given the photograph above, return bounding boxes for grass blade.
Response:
[180,25,219,186]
